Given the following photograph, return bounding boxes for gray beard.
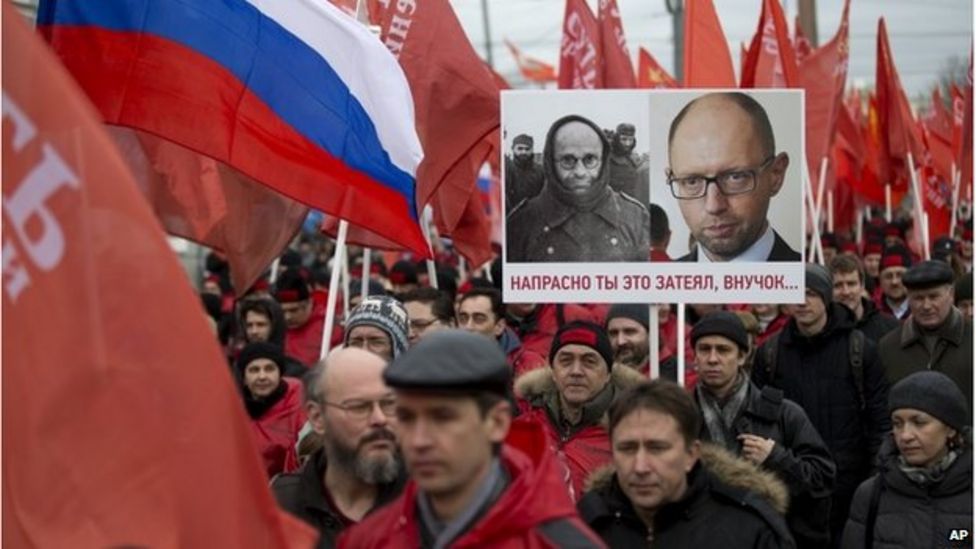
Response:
[325,431,400,485]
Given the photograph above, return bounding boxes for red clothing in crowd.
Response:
[755,312,790,349]
[515,304,596,359]
[284,301,342,367]
[249,377,306,477]
[508,346,548,377]
[338,424,604,548]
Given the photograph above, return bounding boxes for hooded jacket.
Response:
[237,298,308,376]
[249,376,306,477]
[337,422,606,549]
[512,365,645,501]
[578,445,795,548]
[840,434,972,549]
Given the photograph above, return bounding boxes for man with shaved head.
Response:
[507,114,650,262]
[667,92,800,262]
[272,347,406,548]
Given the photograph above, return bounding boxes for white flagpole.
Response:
[885,184,893,222]
[268,257,281,284]
[803,169,825,264]
[676,303,686,388]
[951,164,961,234]
[827,190,835,233]
[649,305,660,379]
[321,220,348,360]
[421,207,439,289]
[361,247,371,300]
[907,153,929,259]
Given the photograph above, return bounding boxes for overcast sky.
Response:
[452,0,972,99]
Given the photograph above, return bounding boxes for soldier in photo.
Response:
[504,133,544,208]
[607,123,649,205]
[507,114,650,263]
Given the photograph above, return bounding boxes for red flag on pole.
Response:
[952,84,966,157]
[637,47,678,88]
[959,52,973,205]
[505,39,558,84]
[598,0,637,88]
[794,16,813,63]
[559,0,604,89]
[876,18,925,186]
[1,4,316,546]
[683,0,737,87]
[740,0,800,88]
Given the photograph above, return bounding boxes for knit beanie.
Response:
[889,371,970,431]
[344,295,409,358]
[690,311,749,352]
[805,263,833,305]
[605,304,650,332]
[549,321,614,371]
[236,342,286,377]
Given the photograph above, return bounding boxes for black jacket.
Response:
[578,445,796,548]
[852,297,899,345]
[752,304,890,496]
[678,230,801,262]
[271,448,406,549]
[696,383,836,548]
[840,436,972,549]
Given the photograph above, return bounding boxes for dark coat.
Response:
[507,182,650,262]
[271,448,407,549]
[695,383,836,548]
[678,230,801,262]
[578,445,795,548]
[878,307,973,411]
[752,304,891,496]
[505,156,545,207]
[853,297,899,345]
[840,437,972,549]
[608,151,649,205]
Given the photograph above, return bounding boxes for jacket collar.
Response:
[900,307,965,348]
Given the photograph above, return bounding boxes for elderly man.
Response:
[875,245,913,320]
[514,321,643,501]
[272,348,406,548]
[578,380,795,548]
[607,122,649,204]
[505,133,545,208]
[338,331,603,548]
[879,260,973,410]
[691,312,835,548]
[667,92,800,262]
[343,295,409,362]
[507,114,650,262]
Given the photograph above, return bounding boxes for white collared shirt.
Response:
[698,225,775,263]
[886,297,910,319]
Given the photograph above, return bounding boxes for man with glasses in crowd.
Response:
[399,287,456,347]
[272,347,406,548]
[507,114,650,263]
[666,92,800,262]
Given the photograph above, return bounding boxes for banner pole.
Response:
[803,170,825,264]
[361,247,371,300]
[321,220,348,361]
[676,303,686,388]
[885,184,892,222]
[649,305,660,379]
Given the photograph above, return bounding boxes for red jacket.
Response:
[249,377,306,477]
[338,423,605,549]
[283,304,341,367]
[512,304,596,359]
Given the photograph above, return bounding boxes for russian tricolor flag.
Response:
[37,0,429,255]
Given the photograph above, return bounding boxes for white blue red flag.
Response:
[37,0,429,255]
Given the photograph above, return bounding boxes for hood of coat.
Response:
[583,443,790,515]
[514,363,646,403]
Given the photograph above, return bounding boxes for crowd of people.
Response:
[196,208,973,548]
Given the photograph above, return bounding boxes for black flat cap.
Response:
[383,330,510,395]
[903,260,955,290]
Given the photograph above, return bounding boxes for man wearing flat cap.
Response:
[338,330,604,548]
[878,260,973,410]
[692,312,835,548]
[608,122,649,205]
[507,115,650,262]
[513,321,644,501]
[505,133,545,208]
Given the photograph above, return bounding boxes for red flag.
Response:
[959,52,973,204]
[559,0,604,89]
[952,84,966,156]
[1,4,316,546]
[740,0,800,88]
[920,157,954,240]
[114,129,307,293]
[430,137,496,266]
[504,39,558,84]
[637,47,678,88]
[876,18,925,185]
[683,0,736,87]
[598,0,637,88]
[797,0,849,198]
[924,87,954,144]
[794,16,813,63]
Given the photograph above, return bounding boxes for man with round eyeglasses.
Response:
[507,114,650,262]
[667,92,801,262]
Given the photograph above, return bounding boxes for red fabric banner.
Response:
[637,47,678,89]
[740,0,800,88]
[1,4,316,546]
[559,0,604,89]
[505,39,558,83]
[598,0,637,88]
[876,18,925,186]
[683,0,737,87]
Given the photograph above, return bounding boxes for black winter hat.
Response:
[605,304,650,332]
[236,342,286,377]
[550,321,614,371]
[805,263,833,305]
[889,371,970,431]
[690,311,749,352]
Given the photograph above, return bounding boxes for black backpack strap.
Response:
[849,330,865,408]
[864,475,886,549]
[763,331,781,384]
[756,386,784,421]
